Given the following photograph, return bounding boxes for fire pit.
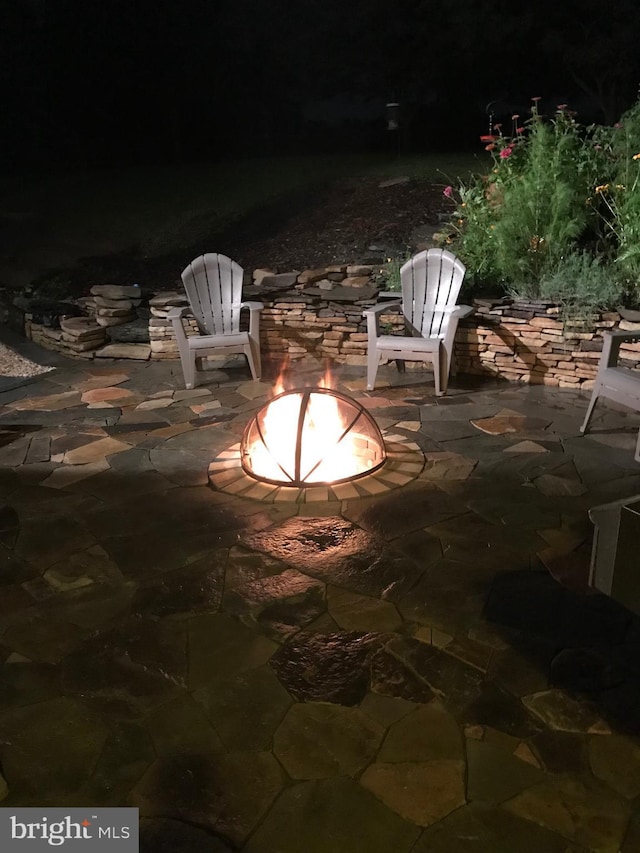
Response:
[207,381,425,504]
[240,387,386,488]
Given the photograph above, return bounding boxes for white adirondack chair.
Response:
[362,249,473,395]
[168,253,263,389]
[580,329,640,461]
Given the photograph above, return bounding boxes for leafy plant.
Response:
[587,103,640,299]
[442,97,640,312]
[539,251,623,329]
[491,108,587,290]
[378,255,409,292]
[441,179,501,285]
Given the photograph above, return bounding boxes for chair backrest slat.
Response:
[181,253,244,335]
[401,249,465,338]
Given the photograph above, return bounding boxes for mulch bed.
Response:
[27,177,448,301]
[221,177,448,273]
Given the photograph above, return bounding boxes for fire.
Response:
[272,365,334,395]
[241,383,386,487]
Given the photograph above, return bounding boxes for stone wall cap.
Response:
[148,292,188,307]
[90,285,141,298]
[305,285,377,302]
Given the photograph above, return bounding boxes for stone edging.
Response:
[208,431,425,503]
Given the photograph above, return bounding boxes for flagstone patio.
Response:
[1,344,640,852]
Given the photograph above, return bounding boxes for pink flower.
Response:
[443,185,454,198]
[614,122,623,129]
[531,96,541,102]
[511,114,519,120]
[499,147,513,159]
[493,123,502,131]
[480,134,497,143]
[557,104,568,110]
[485,143,496,151]
[516,126,525,134]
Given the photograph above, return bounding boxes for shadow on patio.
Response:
[1,352,640,852]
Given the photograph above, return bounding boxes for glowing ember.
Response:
[241,386,386,487]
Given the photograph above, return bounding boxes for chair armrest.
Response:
[603,330,640,340]
[167,305,190,353]
[601,329,640,368]
[241,301,263,338]
[363,301,402,340]
[442,305,473,359]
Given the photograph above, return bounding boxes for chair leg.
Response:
[252,339,262,381]
[580,388,601,434]
[433,351,443,396]
[245,341,261,381]
[439,344,450,395]
[182,350,197,390]
[367,348,381,391]
[172,317,196,390]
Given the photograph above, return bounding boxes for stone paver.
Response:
[522,689,612,734]
[0,696,110,800]
[81,386,135,404]
[194,665,293,750]
[244,777,420,853]
[188,613,278,689]
[360,759,466,826]
[414,801,581,852]
[377,702,463,762]
[273,702,383,778]
[63,436,131,464]
[145,694,225,757]
[466,737,544,804]
[504,777,631,852]
[131,751,283,846]
[0,352,639,850]
[327,585,402,632]
[589,734,640,798]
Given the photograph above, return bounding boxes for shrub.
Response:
[376,254,414,293]
[443,97,640,311]
[588,103,640,297]
[538,252,623,329]
[491,109,587,290]
[378,257,403,292]
[444,179,501,286]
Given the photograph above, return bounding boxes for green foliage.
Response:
[491,114,587,288]
[378,258,402,292]
[443,98,640,311]
[445,179,501,285]
[377,255,412,292]
[588,103,640,297]
[539,252,623,328]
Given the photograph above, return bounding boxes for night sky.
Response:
[2,0,639,172]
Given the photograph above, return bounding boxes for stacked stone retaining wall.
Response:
[16,267,640,389]
[454,299,640,390]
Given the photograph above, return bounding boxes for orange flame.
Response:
[319,363,335,390]
[272,366,287,397]
[244,388,381,485]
